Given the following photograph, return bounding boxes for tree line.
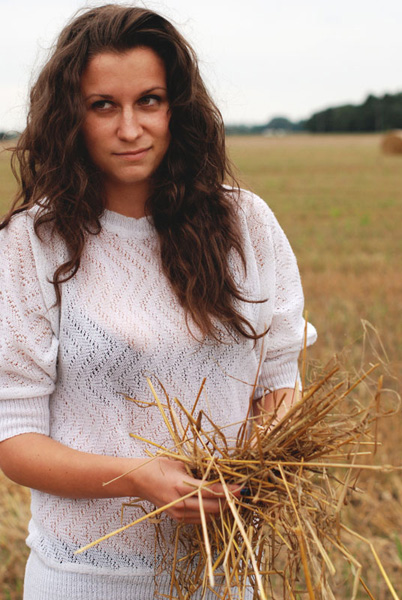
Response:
[0,132,19,140]
[306,92,402,132]
[225,92,402,135]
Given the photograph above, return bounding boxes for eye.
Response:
[90,100,114,111]
[138,95,161,107]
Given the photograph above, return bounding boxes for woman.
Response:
[0,4,316,599]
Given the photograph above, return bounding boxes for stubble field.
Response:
[0,134,401,598]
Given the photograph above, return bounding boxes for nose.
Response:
[117,107,143,141]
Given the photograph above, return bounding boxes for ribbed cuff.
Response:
[0,395,50,442]
[255,352,300,397]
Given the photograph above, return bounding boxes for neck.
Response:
[104,181,150,218]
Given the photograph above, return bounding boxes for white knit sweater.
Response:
[0,189,316,599]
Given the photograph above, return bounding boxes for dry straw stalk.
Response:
[77,351,401,600]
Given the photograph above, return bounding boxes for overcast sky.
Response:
[1,0,402,131]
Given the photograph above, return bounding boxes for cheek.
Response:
[156,113,171,147]
[81,120,96,152]
[81,119,110,160]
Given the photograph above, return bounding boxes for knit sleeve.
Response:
[241,192,317,393]
[0,213,59,442]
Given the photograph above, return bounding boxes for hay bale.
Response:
[381,130,402,154]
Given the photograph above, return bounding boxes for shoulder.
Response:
[1,206,39,242]
[1,206,65,258]
[1,211,35,261]
[223,186,286,249]
[1,207,67,294]
[223,186,279,231]
[1,208,63,331]
[223,186,300,281]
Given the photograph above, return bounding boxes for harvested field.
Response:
[0,134,401,598]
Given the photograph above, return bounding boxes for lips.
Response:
[113,147,151,159]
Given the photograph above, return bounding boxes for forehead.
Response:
[81,47,167,94]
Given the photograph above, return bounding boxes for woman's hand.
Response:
[132,456,237,524]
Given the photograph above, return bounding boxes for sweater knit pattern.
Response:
[0,189,316,594]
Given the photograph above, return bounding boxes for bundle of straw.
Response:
[77,358,400,600]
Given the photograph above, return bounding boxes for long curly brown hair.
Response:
[2,4,264,341]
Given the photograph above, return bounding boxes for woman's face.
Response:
[80,46,171,215]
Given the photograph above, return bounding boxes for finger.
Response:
[196,497,225,514]
[196,482,241,499]
[176,496,224,514]
[169,509,220,524]
[179,481,225,499]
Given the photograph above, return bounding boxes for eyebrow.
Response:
[84,87,168,101]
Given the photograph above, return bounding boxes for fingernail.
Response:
[240,487,251,496]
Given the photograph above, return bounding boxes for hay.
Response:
[76,356,401,600]
[381,131,402,154]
